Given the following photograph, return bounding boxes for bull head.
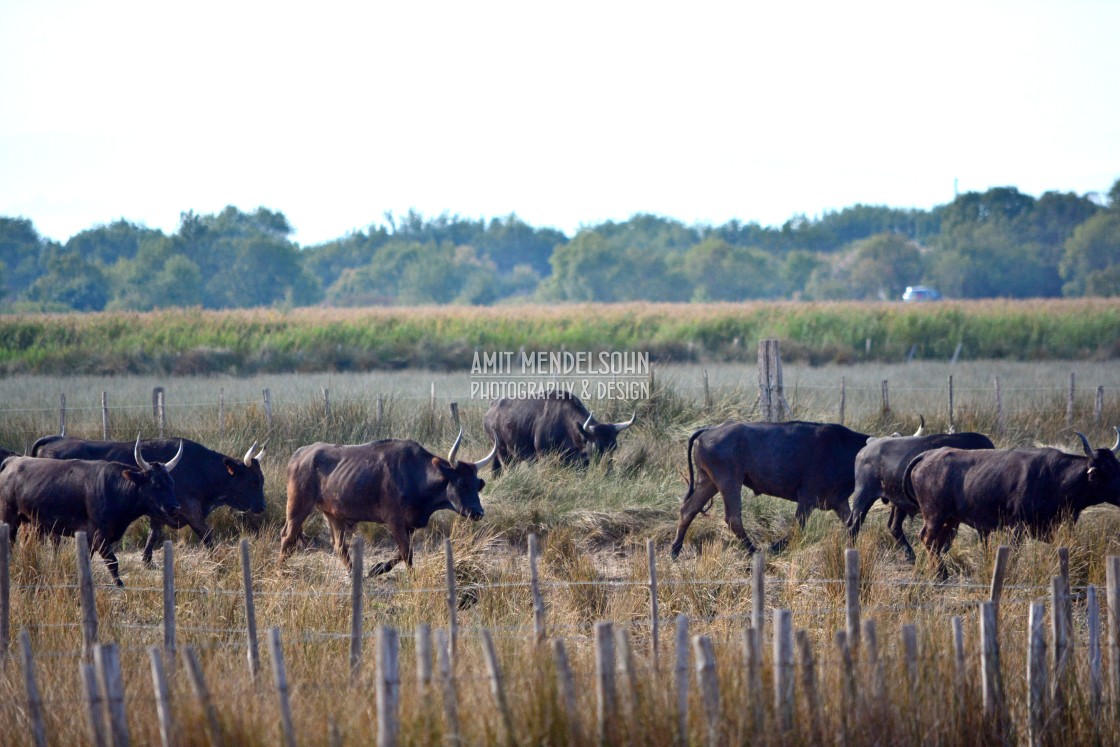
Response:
[580,411,637,436]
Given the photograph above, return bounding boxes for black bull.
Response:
[0,438,183,586]
[903,429,1120,572]
[846,431,995,560]
[31,435,266,563]
[280,432,496,575]
[671,420,872,558]
[483,392,635,473]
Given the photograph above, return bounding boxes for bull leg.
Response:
[720,484,758,555]
[771,499,814,554]
[279,502,317,561]
[91,533,124,587]
[887,506,917,563]
[370,524,414,576]
[142,518,166,567]
[325,516,352,572]
[670,479,720,559]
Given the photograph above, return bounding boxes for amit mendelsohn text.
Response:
[470,351,650,401]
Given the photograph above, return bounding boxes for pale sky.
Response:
[2,0,1117,247]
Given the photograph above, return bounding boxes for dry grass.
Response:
[0,362,1119,744]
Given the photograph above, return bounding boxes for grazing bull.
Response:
[0,436,183,586]
[671,420,873,558]
[903,429,1120,575]
[482,391,635,474]
[280,428,496,575]
[846,430,995,560]
[31,435,267,564]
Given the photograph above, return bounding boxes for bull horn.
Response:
[1112,426,1120,454]
[134,433,152,471]
[1075,431,1094,457]
[611,412,637,431]
[473,442,498,469]
[165,440,184,472]
[913,415,926,437]
[243,442,259,466]
[448,425,464,467]
[582,412,595,434]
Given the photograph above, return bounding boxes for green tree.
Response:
[65,220,163,266]
[684,238,784,301]
[1060,210,1120,297]
[26,250,109,310]
[0,217,49,298]
[108,236,203,310]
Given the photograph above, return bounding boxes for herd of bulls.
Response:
[0,389,1118,585]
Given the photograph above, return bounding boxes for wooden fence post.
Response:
[1096,385,1105,425]
[101,391,110,440]
[156,388,166,438]
[902,624,919,691]
[415,623,432,694]
[529,533,545,643]
[989,545,1010,621]
[322,387,331,422]
[758,340,788,421]
[481,629,514,747]
[551,638,581,744]
[1028,601,1048,747]
[1089,584,1103,717]
[1051,575,1070,720]
[845,548,861,657]
[60,392,67,437]
[76,531,99,661]
[835,630,855,747]
[881,380,890,418]
[148,647,173,747]
[648,539,660,671]
[81,661,108,747]
[1067,372,1075,427]
[674,615,689,746]
[862,619,886,711]
[994,377,1005,438]
[377,626,402,747]
[21,630,48,747]
[796,630,824,747]
[702,368,711,410]
[95,642,129,747]
[980,601,1005,731]
[595,622,618,746]
[774,609,793,733]
[948,375,955,433]
[951,615,967,698]
[163,541,175,670]
[268,627,297,747]
[752,552,765,656]
[0,523,8,661]
[615,625,639,728]
[1108,556,1120,715]
[435,628,460,744]
[183,646,224,747]
[240,538,260,682]
[839,376,846,425]
[694,634,720,747]
[350,535,365,685]
[743,626,764,734]
[262,389,272,430]
[445,539,458,670]
[218,387,225,439]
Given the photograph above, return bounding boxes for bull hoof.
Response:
[768,537,791,554]
[669,544,682,560]
[368,560,396,576]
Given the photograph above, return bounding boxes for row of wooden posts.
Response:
[51,370,1110,449]
[4,524,1120,746]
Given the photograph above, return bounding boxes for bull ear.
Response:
[431,456,453,480]
[224,457,238,476]
[122,468,145,485]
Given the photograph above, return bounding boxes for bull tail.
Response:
[901,452,927,505]
[684,426,709,504]
[30,435,63,457]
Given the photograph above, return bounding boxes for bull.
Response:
[31,435,267,564]
[482,391,635,474]
[903,429,1120,575]
[846,430,995,560]
[0,436,183,586]
[280,427,497,575]
[671,420,874,559]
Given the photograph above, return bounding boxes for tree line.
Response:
[1,179,1118,312]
